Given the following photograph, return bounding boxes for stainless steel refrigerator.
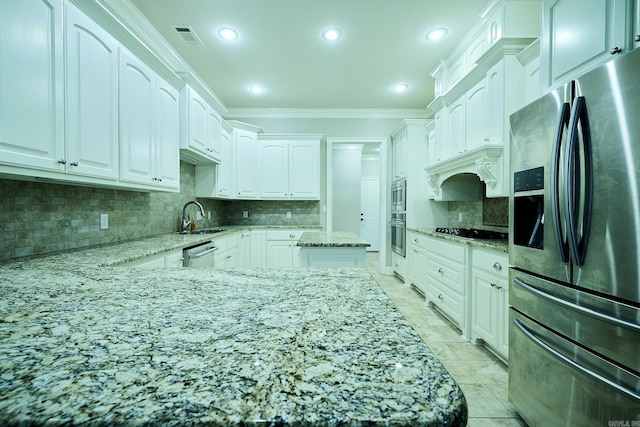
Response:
[509,49,640,425]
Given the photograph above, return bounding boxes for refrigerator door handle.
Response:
[566,96,594,266]
[514,319,640,401]
[551,102,571,263]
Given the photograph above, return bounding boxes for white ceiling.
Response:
[130,0,488,111]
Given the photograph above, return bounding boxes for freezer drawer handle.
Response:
[514,277,640,332]
[514,319,640,401]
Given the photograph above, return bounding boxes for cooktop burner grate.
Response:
[435,227,508,240]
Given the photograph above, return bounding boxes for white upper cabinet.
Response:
[119,48,180,191]
[425,0,540,199]
[391,129,407,181]
[119,48,155,185]
[259,136,321,200]
[65,2,119,180]
[216,121,235,198]
[179,85,222,164]
[0,0,65,173]
[541,0,633,90]
[233,124,261,199]
[155,79,180,191]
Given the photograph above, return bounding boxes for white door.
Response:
[360,178,380,251]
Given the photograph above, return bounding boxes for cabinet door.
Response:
[260,141,288,198]
[217,126,233,197]
[237,232,251,267]
[251,230,266,267]
[164,250,184,268]
[446,97,465,159]
[485,60,505,146]
[119,48,154,185]
[187,89,209,154]
[472,272,498,346]
[156,80,180,190]
[543,0,630,88]
[433,110,446,164]
[408,245,428,294]
[289,141,319,199]
[266,241,293,268]
[465,79,487,151]
[65,3,119,180]
[0,0,65,172]
[235,130,259,198]
[391,130,407,180]
[208,109,222,161]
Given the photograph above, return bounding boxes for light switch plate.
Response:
[100,214,108,230]
[286,211,292,219]
[243,211,249,218]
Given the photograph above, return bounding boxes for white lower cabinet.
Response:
[265,229,313,268]
[391,252,407,282]
[251,230,267,267]
[407,232,429,294]
[424,236,468,336]
[214,232,238,268]
[471,248,509,360]
[237,231,251,267]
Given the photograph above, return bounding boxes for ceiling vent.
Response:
[174,26,204,47]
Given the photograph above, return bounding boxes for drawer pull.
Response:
[289,234,295,238]
[438,294,444,300]
[493,262,502,271]
[490,282,497,288]
[414,238,419,243]
[438,267,444,274]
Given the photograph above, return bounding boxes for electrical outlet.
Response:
[458,212,463,221]
[207,211,211,220]
[243,211,249,219]
[100,213,109,230]
[286,211,292,219]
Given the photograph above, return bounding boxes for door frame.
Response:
[326,137,388,273]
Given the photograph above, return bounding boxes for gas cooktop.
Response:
[435,227,508,240]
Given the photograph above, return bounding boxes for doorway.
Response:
[326,137,388,270]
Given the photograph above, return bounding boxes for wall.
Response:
[0,162,321,261]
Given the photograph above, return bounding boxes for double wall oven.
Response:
[390,179,406,257]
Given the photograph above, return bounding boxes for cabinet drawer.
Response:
[427,252,466,295]
[428,238,466,263]
[407,232,429,250]
[266,229,308,240]
[473,248,508,279]
[429,282,465,326]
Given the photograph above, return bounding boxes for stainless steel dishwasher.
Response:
[182,240,218,267]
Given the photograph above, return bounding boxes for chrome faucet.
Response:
[181,200,205,232]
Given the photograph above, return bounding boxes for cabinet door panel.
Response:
[260,142,288,198]
[188,92,209,153]
[235,131,259,198]
[119,49,154,184]
[66,4,118,180]
[0,0,64,171]
[289,142,319,199]
[156,82,180,190]
[465,80,487,150]
[446,98,465,158]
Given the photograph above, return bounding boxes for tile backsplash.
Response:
[447,196,509,231]
[0,162,320,261]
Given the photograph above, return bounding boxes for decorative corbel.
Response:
[475,158,497,188]
[426,173,440,195]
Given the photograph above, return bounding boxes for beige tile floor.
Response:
[365,253,528,427]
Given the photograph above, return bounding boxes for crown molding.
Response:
[224,108,429,120]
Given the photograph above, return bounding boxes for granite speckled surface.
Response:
[297,232,371,248]
[0,232,467,426]
[408,228,508,253]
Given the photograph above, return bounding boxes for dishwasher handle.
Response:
[188,246,218,259]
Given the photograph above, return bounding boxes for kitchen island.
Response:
[0,236,467,426]
[297,231,371,267]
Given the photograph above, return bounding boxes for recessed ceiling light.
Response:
[425,27,448,41]
[393,83,409,93]
[249,85,264,94]
[218,27,238,40]
[322,28,342,41]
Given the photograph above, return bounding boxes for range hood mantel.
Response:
[425,144,505,200]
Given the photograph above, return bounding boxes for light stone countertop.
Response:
[0,229,467,425]
[408,228,509,253]
[296,231,371,248]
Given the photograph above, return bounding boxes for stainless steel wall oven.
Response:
[390,212,406,257]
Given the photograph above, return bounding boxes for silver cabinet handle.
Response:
[610,46,622,54]
[438,294,444,300]
[438,267,444,274]
[636,34,640,42]
[289,234,295,238]
[58,159,66,164]
[493,262,502,271]
[69,161,79,166]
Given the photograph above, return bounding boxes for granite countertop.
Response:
[408,228,509,253]
[0,232,467,425]
[297,231,371,248]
